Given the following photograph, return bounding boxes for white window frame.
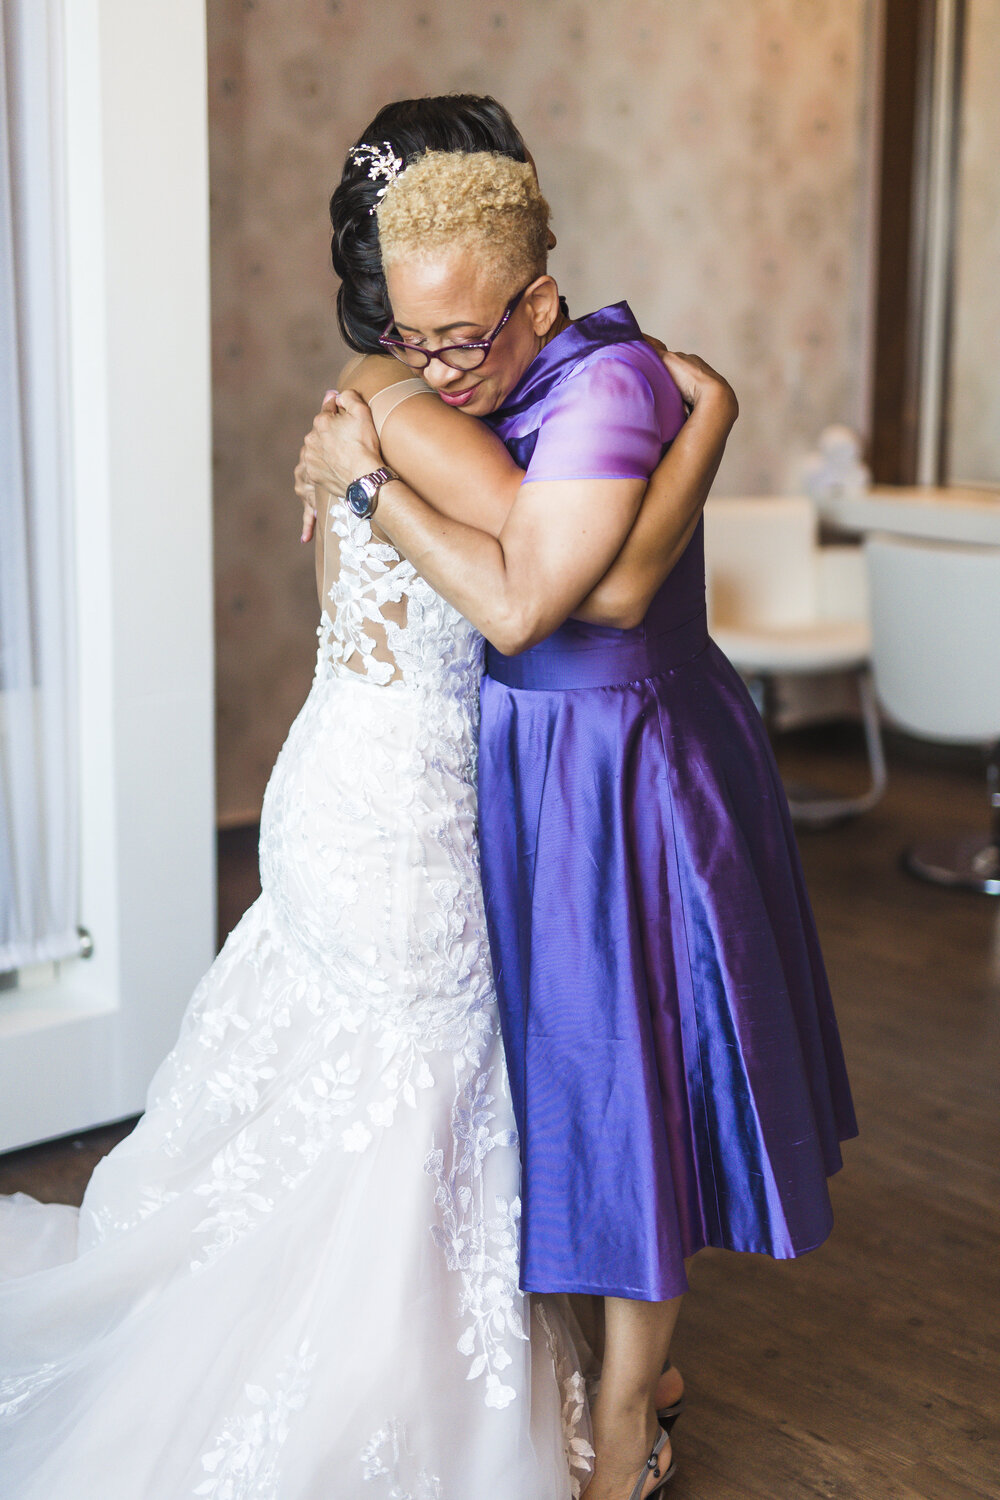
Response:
[0,0,215,1151]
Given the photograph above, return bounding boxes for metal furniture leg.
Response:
[904,740,1000,895]
[766,666,889,830]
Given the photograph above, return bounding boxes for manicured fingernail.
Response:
[300,531,309,543]
[323,388,337,403]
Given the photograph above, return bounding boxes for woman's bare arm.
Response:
[374,457,646,653]
[376,392,523,539]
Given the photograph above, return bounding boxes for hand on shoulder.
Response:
[295,356,416,541]
[660,349,739,427]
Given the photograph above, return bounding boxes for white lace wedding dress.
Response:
[0,487,592,1498]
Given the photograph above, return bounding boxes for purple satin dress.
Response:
[479,303,857,1301]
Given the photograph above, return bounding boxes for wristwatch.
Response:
[344,466,399,520]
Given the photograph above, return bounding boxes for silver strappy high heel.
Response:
[626,1424,676,1500]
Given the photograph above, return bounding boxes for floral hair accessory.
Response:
[347,141,405,214]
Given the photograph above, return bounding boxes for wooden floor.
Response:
[1,727,997,1498]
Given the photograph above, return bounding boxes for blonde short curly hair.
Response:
[377,150,550,290]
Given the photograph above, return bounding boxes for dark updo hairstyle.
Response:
[330,94,529,353]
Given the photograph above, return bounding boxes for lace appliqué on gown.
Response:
[424,1068,523,1410]
[536,1304,597,1499]
[361,1423,442,1499]
[318,503,484,704]
[195,1341,317,1499]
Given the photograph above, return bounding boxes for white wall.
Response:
[0,0,215,1150]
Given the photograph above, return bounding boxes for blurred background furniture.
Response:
[703,496,886,829]
[864,533,1000,895]
[817,485,1000,547]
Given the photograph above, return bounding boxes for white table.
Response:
[817,485,1000,547]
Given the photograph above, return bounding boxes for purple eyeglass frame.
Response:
[378,283,532,371]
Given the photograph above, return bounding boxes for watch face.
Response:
[345,478,372,517]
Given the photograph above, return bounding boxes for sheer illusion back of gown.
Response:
[317,380,449,690]
[0,379,590,1500]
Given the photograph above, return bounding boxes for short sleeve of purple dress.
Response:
[480,303,857,1301]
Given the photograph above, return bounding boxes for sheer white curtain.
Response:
[0,0,79,972]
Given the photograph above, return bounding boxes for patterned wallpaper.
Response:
[948,0,1000,486]
[208,0,876,822]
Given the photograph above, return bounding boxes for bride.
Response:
[0,96,732,1499]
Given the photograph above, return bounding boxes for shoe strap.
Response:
[627,1427,670,1500]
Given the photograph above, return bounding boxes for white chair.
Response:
[703,496,886,828]
[865,533,1000,894]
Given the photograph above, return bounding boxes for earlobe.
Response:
[528,277,561,336]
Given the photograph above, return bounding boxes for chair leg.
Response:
[858,668,889,805]
[904,740,1000,895]
[784,666,888,829]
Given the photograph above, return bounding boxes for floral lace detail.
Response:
[194,1339,316,1498]
[79,1173,180,1249]
[191,1128,274,1271]
[319,504,484,702]
[360,1421,442,1496]
[424,1067,524,1406]
[321,505,414,686]
[536,1304,596,1499]
[174,888,496,1271]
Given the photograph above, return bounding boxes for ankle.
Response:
[592,1390,657,1448]
[589,1420,672,1498]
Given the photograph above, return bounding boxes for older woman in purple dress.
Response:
[303,139,855,1500]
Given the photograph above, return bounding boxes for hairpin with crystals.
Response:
[347,141,405,214]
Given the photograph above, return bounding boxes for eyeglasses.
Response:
[378,283,533,372]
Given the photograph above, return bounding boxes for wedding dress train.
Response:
[0,496,591,1498]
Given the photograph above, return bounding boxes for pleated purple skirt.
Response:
[478,522,857,1301]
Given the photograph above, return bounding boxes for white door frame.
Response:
[0,0,215,1152]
